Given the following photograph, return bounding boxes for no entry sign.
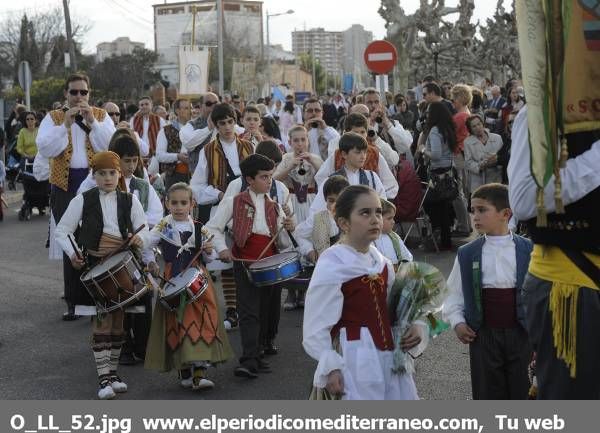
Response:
[364,40,398,75]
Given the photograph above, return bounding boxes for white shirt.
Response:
[156,123,187,164]
[189,136,245,205]
[374,233,413,265]
[206,188,291,253]
[222,176,290,209]
[442,234,517,329]
[327,135,400,170]
[76,174,162,227]
[310,165,389,215]
[314,153,398,200]
[129,115,166,148]
[293,210,339,256]
[375,120,414,166]
[33,153,50,181]
[180,122,244,152]
[307,126,340,156]
[36,112,115,168]
[55,189,148,259]
[133,131,150,157]
[508,106,600,221]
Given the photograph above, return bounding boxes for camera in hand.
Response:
[297,160,307,176]
[367,129,376,138]
[375,116,383,124]
[310,122,319,128]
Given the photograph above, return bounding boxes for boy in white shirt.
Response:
[374,199,413,271]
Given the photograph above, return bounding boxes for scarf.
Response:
[205,135,253,194]
[133,113,161,156]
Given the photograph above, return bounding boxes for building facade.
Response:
[343,24,373,90]
[291,28,343,79]
[153,0,263,86]
[96,37,145,62]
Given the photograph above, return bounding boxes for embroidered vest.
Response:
[48,108,106,191]
[205,135,254,194]
[331,167,376,188]
[133,113,161,156]
[161,124,187,174]
[159,221,204,276]
[312,210,334,255]
[457,235,532,331]
[330,266,394,351]
[232,190,279,249]
[78,188,133,253]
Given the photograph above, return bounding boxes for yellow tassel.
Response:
[554,175,565,214]
[548,283,579,378]
[536,188,547,227]
[559,136,568,168]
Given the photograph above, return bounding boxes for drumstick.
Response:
[256,212,294,261]
[68,235,84,261]
[182,233,214,273]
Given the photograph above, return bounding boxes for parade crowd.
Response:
[0,69,598,401]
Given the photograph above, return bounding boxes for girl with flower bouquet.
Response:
[303,185,428,400]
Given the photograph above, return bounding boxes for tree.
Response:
[3,77,65,110]
[299,53,326,95]
[89,48,161,101]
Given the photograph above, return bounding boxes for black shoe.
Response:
[119,352,136,365]
[263,340,278,356]
[257,359,272,373]
[234,365,259,379]
[62,306,80,321]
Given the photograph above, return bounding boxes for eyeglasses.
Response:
[204,100,218,107]
[68,89,89,96]
[107,112,120,117]
[305,108,322,114]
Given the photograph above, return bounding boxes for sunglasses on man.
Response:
[204,100,218,107]
[107,112,120,117]
[68,89,89,96]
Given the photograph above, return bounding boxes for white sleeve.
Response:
[180,123,212,152]
[302,257,345,388]
[89,114,116,152]
[205,197,234,253]
[327,137,338,158]
[314,155,334,186]
[222,177,242,201]
[145,184,164,227]
[76,174,96,194]
[441,257,466,329]
[387,121,413,154]
[375,158,396,198]
[398,238,413,262]
[155,129,178,163]
[508,107,600,221]
[140,223,162,252]
[36,113,68,158]
[136,132,149,157]
[374,136,400,169]
[464,139,481,175]
[189,148,222,205]
[293,212,316,256]
[130,195,149,235]
[323,126,340,143]
[55,194,84,258]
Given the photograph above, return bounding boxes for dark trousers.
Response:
[259,285,282,343]
[523,273,600,399]
[469,326,531,399]
[426,199,453,248]
[122,293,153,358]
[234,260,281,369]
[51,186,80,307]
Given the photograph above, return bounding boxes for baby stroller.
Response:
[5,152,21,191]
[17,157,50,221]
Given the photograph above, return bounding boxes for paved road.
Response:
[0,201,471,400]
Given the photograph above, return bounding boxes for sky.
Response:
[2,0,512,55]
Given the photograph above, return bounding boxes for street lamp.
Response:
[266,9,294,97]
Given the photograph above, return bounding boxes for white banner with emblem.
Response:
[178,45,209,97]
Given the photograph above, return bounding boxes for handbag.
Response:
[424,166,459,204]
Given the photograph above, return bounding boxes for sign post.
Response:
[17,61,32,110]
[363,40,398,104]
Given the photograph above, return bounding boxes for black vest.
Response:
[526,130,600,254]
[79,188,133,253]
